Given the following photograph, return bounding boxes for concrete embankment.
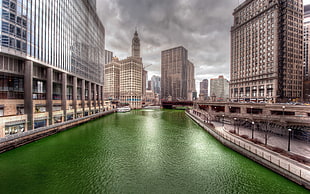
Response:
[0,110,115,154]
[186,110,310,190]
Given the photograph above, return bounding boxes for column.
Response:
[81,80,85,115]
[46,68,53,125]
[94,83,97,112]
[24,61,33,130]
[62,73,67,121]
[88,82,92,114]
[73,76,77,118]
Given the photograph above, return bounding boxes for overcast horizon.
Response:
[97,0,310,92]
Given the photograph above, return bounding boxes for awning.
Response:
[34,117,48,121]
[5,120,26,127]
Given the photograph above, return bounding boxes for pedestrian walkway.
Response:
[213,121,310,159]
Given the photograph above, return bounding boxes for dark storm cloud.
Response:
[97,0,240,88]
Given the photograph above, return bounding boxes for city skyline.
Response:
[97,0,310,92]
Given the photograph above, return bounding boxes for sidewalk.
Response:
[213,121,310,159]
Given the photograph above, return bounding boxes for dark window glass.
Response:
[22,30,26,39]
[10,2,16,11]
[16,40,21,50]
[22,19,26,27]
[9,13,15,22]
[3,0,9,8]
[2,35,9,46]
[22,42,26,52]
[16,16,22,24]
[9,38,15,48]
[16,27,21,37]
[2,9,9,20]
[2,22,9,33]
[9,24,15,34]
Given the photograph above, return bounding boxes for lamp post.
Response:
[265,118,269,145]
[234,118,237,133]
[222,114,225,128]
[288,128,292,151]
[282,106,285,117]
[251,121,255,139]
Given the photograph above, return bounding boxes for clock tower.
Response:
[131,30,140,58]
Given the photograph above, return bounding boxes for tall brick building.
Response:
[230,0,304,103]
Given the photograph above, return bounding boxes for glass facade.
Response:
[0,0,105,84]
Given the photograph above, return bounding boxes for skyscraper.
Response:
[210,76,229,102]
[161,46,195,101]
[304,4,310,102]
[119,31,143,109]
[104,57,120,100]
[200,79,209,100]
[0,0,105,137]
[151,75,161,95]
[105,50,113,65]
[230,0,303,103]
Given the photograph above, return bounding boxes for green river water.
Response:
[0,109,308,193]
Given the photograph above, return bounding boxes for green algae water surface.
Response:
[0,110,308,193]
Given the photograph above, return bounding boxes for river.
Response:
[0,109,308,193]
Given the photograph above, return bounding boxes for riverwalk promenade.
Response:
[186,109,310,189]
[0,110,115,154]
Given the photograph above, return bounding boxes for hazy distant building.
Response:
[161,46,195,101]
[105,50,113,64]
[147,80,152,90]
[210,76,229,102]
[151,75,161,94]
[119,31,143,109]
[200,79,209,100]
[142,69,147,101]
[304,5,310,102]
[104,57,120,100]
[187,60,196,100]
[230,0,303,103]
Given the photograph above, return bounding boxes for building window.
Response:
[0,105,4,116]
[53,83,62,100]
[0,74,24,99]
[5,122,25,136]
[33,80,46,100]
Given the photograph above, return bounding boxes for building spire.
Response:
[132,29,140,58]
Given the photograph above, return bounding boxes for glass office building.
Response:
[0,0,105,137]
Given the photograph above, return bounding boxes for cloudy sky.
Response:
[97,0,309,92]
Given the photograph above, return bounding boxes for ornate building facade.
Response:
[230,0,304,103]
[103,31,144,109]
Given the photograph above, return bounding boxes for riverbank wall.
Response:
[186,110,310,190]
[0,110,115,154]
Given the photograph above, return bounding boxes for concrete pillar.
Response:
[94,83,97,111]
[46,68,53,125]
[62,73,67,120]
[81,80,85,113]
[88,82,91,114]
[73,76,77,117]
[24,61,33,130]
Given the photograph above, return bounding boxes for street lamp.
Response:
[251,121,255,139]
[234,118,237,133]
[282,106,285,117]
[222,114,225,128]
[288,128,292,151]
